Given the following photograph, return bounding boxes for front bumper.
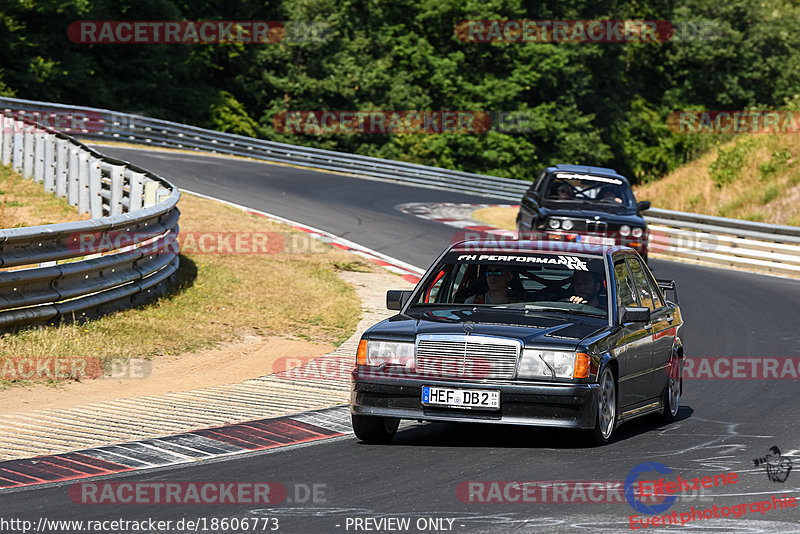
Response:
[351,373,599,429]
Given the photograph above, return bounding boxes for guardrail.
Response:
[646,208,800,278]
[0,97,529,202]
[0,109,181,331]
[1,96,799,279]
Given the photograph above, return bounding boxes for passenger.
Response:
[466,267,516,304]
[569,270,605,308]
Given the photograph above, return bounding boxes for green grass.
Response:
[0,165,83,229]
[760,184,780,205]
[709,137,762,187]
[743,212,765,222]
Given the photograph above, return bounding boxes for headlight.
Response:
[561,219,574,231]
[518,350,590,379]
[548,219,561,230]
[632,227,644,238]
[619,225,631,237]
[366,340,414,368]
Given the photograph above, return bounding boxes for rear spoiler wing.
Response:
[656,279,679,306]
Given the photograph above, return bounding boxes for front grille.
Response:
[416,334,521,379]
[586,220,608,233]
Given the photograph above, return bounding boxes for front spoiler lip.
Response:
[351,376,599,429]
[350,405,587,428]
[351,374,595,396]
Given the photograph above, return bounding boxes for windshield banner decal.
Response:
[456,254,589,271]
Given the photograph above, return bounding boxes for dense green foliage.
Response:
[2,0,799,183]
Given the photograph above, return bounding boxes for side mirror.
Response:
[386,290,412,311]
[637,200,651,213]
[621,306,651,323]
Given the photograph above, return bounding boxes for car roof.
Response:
[449,239,624,257]
[546,164,630,184]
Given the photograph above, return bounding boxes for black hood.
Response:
[364,307,607,349]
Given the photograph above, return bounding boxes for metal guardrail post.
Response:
[12,128,23,172]
[23,129,34,179]
[77,151,90,214]
[109,164,125,216]
[0,115,11,165]
[55,138,68,198]
[67,145,80,207]
[143,180,158,207]
[43,134,56,192]
[34,132,45,183]
[88,156,102,217]
[129,171,145,211]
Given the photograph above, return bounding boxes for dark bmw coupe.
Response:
[350,240,684,446]
[516,164,652,260]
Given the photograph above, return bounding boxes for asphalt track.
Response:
[1,146,799,533]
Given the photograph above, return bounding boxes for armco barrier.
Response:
[2,97,799,279]
[0,97,530,202]
[646,208,800,277]
[0,109,180,331]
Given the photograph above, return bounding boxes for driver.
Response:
[556,183,573,200]
[569,270,605,308]
[466,266,515,304]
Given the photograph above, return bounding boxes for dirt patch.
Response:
[0,335,333,414]
[472,206,518,231]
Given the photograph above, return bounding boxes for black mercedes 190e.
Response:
[516,164,652,260]
[350,240,684,446]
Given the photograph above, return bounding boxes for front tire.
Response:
[587,367,617,446]
[352,414,400,444]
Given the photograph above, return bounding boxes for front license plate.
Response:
[421,386,500,410]
[579,235,616,246]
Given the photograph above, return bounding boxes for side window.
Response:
[614,260,638,309]
[534,171,547,193]
[640,261,664,309]
[626,258,656,310]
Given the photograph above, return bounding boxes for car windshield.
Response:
[412,252,608,318]
[544,172,634,208]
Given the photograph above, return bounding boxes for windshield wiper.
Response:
[524,305,605,318]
